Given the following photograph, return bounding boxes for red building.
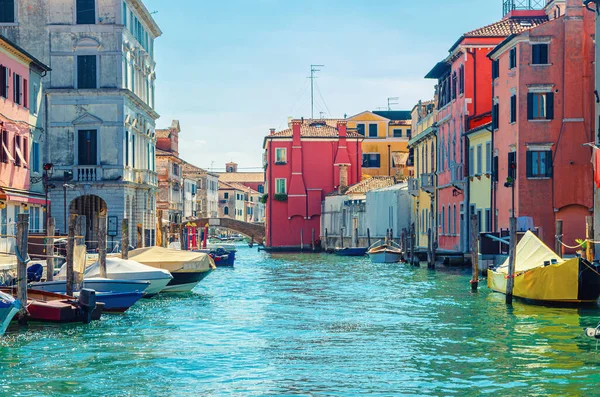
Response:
[425,11,546,252]
[489,0,594,250]
[263,120,362,248]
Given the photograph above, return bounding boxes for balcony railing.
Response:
[75,166,102,182]
[408,177,419,197]
[420,173,435,194]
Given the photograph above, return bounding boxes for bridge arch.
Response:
[183,218,265,244]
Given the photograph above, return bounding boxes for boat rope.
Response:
[581,260,600,277]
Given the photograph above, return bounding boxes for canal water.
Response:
[1,246,600,396]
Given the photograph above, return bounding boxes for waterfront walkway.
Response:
[1,246,599,396]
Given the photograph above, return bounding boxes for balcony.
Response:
[420,173,435,194]
[450,162,465,188]
[75,166,102,182]
[408,177,419,197]
[133,169,158,187]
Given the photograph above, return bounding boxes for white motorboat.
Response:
[84,258,173,297]
[30,277,150,295]
[367,241,403,264]
[0,291,19,335]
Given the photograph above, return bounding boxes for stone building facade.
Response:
[182,163,219,219]
[0,0,161,248]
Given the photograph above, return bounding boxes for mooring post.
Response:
[46,217,55,281]
[354,227,358,248]
[340,227,344,249]
[470,214,479,291]
[300,228,304,251]
[311,228,315,252]
[427,228,434,269]
[66,214,77,297]
[555,219,563,257]
[121,218,129,260]
[325,228,329,252]
[410,223,416,266]
[16,213,29,325]
[506,216,517,305]
[74,215,86,288]
[98,209,107,278]
[586,216,594,262]
[401,228,406,253]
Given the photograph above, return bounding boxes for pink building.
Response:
[263,120,362,249]
[425,11,546,252]
[0,35,50,238]
[489,0,594,251]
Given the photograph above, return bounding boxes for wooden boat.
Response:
[0,288,104,323]
[128,247,216,292]
[84,258,173,297]
[0,291,20,335]
[367,241,403,263]
[197,245,236,267]
[488,231,600,304]
[334,247,368,257]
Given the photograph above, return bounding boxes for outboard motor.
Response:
[27,264,44,282]
[77,288,97,324]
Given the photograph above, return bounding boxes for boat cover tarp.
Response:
[85,257,173,280]
[488,257,579,302]
[496,231,563,274]
[128,247,216,273]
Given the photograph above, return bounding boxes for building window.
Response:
[527,150,553,178]
[509,47,517,69]
[508,151,516,180]
[485,208,491,233]
[356,124,365,136]
[532,44,549,65]
[368,124,378,138]
[477,209,483,233]
[32,141,40,173]
[528,92,554,120]
[510,94,516,123]
[468,147,474,176]
[448,205,452,235]
[13,73,21,105]
[492,102,499,130]
[275,148,287,164]
[453,205,457,235]
[476,144,482,175]
[224,206,229,215]
[393,129,402,138]
[459,65,465,94]
[492,60,499,79]
[485,142,491,174]
[77,55,97,89]
[275,178,286,194]
[406,129,412,139]
[441,206,445,235]
[224,192,229,199]
[78,129,98,165]
[362,153,381,168]
[0,0,14,23]
[0,65,6,98]
[451,71,457,100]
[76,0,96,24]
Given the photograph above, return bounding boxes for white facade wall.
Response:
[366,184,412,239]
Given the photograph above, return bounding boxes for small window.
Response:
[492,60,500,79]
[477,209,483,233]
[527,92,554,120]
[78,129,97,165]
[532,44,549,65]
[258,185,264,193]
[0,65,7,98]
[224,192,229,199]
[224,207,229,215]
[468,147,474,176]
[527,150,553,178]
[275,148,287,164]
[510,95,517,123]
[476,144,482,175]
[77,0,96,25]
[362,153,381,168]
[393,129,402,138]
[368,124,378,138]
[459,65,465,94]
[485,208,491,233]
[509,47,517,69]
[77,55,97,89]
[492,103,499,130]
[32,141,40,173]
[275,178,286,194]
[485,142,491,174]
[406,129,412,138]
[356,124,365,136]
[13,73,21,105]
[0,0,15,23]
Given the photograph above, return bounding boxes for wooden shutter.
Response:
[546,93,554,120]
[545,150,553,177]
[540,44,548,64]
[13,135,19,166]
[527,93,534,120]
[77,55,97,89]
[532,45,539,64]
[510,95,516,123]
[526,151,533,178]
[0,66,5,98]
[492,156,498,182]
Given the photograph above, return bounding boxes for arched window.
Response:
[453,205,457,235]
[448,205,452,235]
[224,206,229,216]
[441,206,445,235]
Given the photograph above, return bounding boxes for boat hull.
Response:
[0,292,19,335]
[335,247,368,257]
[90,292,144,313]
[161,271,212,293]
[31,279,150,295]
[368,251,403,263]
[488,258,600,304]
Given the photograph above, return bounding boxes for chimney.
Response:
[337,121,347,137]
[292,120,302,143]
[338,165,349,194]
[269,128,276,135]
[565,0,582,17]
[225,162,238,173]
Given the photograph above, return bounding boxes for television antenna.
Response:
[309,64,324,119]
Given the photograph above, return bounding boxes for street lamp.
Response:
[43,163,54,232]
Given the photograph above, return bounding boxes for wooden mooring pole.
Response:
[367,228,371,248]
[311,228,316,252]
[66,214,77,297]
[340,227,344,249]
[98,209,107,278]
[324,228,329,252]
[555,219,563,258]
[470,214,479,291]
[74,215,86,288]
[16,213,29,325]
[506,216,517,305]
[121,218,129,260]
[300,228,304,251]
[410,223,416,266]
[427,228,435,269]
[45,217,55,282]
[586,216,594,262]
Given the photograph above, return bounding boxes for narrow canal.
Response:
[1,246,600,396]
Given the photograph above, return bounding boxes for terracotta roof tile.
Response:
[218,172,265,183]
[463,16,548,38]
[270,122,363,138]
[156,129,170,139]
[344,176,397,195]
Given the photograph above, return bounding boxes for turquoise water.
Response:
[1,246,600,396]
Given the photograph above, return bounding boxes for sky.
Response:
[144,0,504,172]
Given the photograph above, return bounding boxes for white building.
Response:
[366,183,412,240]
[0,0,162,248]
[183,178,197,220]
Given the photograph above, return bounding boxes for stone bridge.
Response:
[187,218,265,243]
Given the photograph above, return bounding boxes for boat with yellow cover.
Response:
[488,231,600,304]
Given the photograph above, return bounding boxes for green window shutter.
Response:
[526,151,533,178]
[527,93,534,120]
[546,93,554,120]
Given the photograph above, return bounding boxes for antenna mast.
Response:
[387,97,399,111]
[310,64,324,119]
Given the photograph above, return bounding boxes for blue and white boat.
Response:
[334,247,368,257]
[0,291,20,335]
[198,243,237,267]
[83,291,144,313]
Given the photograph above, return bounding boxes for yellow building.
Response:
[346,111,412,178]
[466,125,492,233]
[408,100,437,249]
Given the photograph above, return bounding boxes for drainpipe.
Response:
[388,144,391,176]
[491,77,496,233]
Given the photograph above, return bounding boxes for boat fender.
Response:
[584,325,600,339]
